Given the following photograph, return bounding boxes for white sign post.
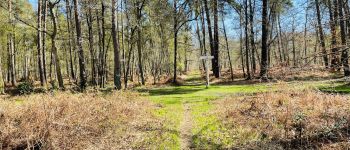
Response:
[200,54,214,88]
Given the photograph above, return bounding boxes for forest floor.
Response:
[137,70,349,149]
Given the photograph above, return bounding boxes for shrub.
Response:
[16,81,34,95]
[0,92,161,149]
[217,86,350,149]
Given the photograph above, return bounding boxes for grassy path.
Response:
[139,72,270,149]
[138,72,341,149]
[180,103,192,149]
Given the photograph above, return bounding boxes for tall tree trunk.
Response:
[240,16,246,78]
[24,39,30,80]
[125,28,136,89]
[97,1,106,88]
[37,0,46,86]
[65,0,76,82]
[112,0,122,90]
[203,0,215,75]
[121,0,126,88]
[221,7,234,81]
[8,0,16,86]
[328,0,339,70]
[42,0,48,81]
[86,1,97,86]
[196,5,204,71]
[260,0,269,80]
[245,0,251,79]
[338,0,350,76]
[136,2,145,85]
[0,56,4,94]
[173,0,178,83]
[292,17,296,67]
[249,0,256,74]
[199,1,207,70]
[49,2,64,89]
[213,0,220,78]
[200,3,207,71]
[73,0,87,90]
[315,0,329,68]
[303,2,308,65]
[314,23,319,64]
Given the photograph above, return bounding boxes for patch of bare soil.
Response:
[180,103,193,150]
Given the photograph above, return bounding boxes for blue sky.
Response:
[28,0,36,9]
[26,0,310,39]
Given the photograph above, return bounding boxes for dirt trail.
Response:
[180,103,193,149]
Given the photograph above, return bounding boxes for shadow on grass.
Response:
[5,87,47,96]
[190,121,226,149]
[319,84,350,94]
[139,86,206,96]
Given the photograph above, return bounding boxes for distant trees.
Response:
[1,0,350,93]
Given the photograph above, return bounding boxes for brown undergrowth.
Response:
[216,85,350,149]
[268,66,340,81]
[211,67,339,87]
[0,91,162,149]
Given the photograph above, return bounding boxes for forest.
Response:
[1,0,350,149]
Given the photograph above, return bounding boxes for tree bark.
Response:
[49,1,64,89]
[42,0,48,81]
[213,0,220,78]
[292,17,296,67]
[8,0,16,86]
[245,0,251,79]
[97,1,106,88]
[112,0,122,90]
[249,0,256,74]
[315,0,329,68]
[86,1,97,86]
[221,6,234,81]
[328,0,339,70]
[136,2,145,85]
[0,56,4,94]
[338,0,350,76]
[240,15,246,78]
[65,0,76,82]
[260,0,269,80]
[203,0,215,75]
[173,0,178,83]
[37,0,46,86]
[73,0,87,90]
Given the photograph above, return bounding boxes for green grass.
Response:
[319,83,350,93]
[137,72,344,149]
[137,72,272,149]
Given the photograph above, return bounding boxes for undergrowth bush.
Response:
[16,81,34,95]
[217,85,350,149]
[0,92,161,149]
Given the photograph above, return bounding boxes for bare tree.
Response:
[48,0,64,89]
[73,0,87,90]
